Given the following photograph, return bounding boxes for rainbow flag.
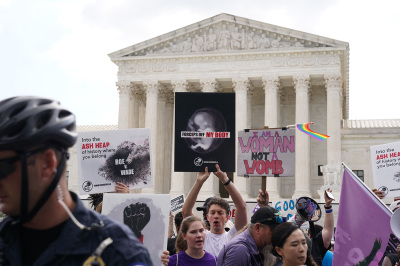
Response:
[296,122,329,141]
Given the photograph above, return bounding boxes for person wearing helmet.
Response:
[0,96,152,266]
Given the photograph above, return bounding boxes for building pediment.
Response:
[108,13,348,59]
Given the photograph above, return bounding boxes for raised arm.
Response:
[182,167,210,218]
[257,189,269,208]
[322,188,335,249]
[213,164,247,231]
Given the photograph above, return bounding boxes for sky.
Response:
[1,0,399,125]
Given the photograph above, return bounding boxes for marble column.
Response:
[156,85,169,193]
[137,90,146,128]
[325,74,343,182]
[129,84,140,128]
[170,80,189,198]
[117,81,130,129]
[142,80,159,193]
[197,78,220,200]
[293,75,312,198]
[247,84,254,129]
[164,93,174,194]
[233,77,250,199]
[262,76,281,200]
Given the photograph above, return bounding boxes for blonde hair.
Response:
[175,216,204,253]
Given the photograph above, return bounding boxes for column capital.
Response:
[293,75,310,93]
[116,81,131,95]
[232,77,249,93]
[200,79,216,92]
[143,80,160,96]
[324,74,343,91]
[171,80,188,92]
[158,85,170,101]
[262,76,280,92]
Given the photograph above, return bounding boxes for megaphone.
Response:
[288,197,322,227]
[390,208,400,238]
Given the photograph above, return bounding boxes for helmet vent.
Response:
[35,110,52,130]
[4,121,25,137]
[59,110,70,119]
[38,99,52,106]
[9,103,27,118]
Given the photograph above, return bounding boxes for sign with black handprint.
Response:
[102,193,170,266]
[77,128,153,195]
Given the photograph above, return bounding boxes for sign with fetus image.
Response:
[174,92,235,172]
[77,128,153,195]
[102,193,170,266]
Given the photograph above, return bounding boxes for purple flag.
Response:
[333,167,397,265]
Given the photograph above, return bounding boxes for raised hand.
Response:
[196,167,211,183]
[324,188,334,206]
[257,189,269,207]
[115,182,130,193]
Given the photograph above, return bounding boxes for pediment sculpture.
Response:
[131,23,330,57]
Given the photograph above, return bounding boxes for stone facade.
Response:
[67,14,399,205]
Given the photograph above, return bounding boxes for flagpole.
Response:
[342,162,393,213]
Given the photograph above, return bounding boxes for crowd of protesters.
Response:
[0,95,399,266]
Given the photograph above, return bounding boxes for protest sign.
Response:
[237,129,295,176]
[370,141,400,197]
[77,128,153,195]
[174,92,235,172]
[333,166,396,266]
[102,193,170,266]
[170,195,184,213]
[272,199,296,221]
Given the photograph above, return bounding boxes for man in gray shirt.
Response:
[217,206,283,266]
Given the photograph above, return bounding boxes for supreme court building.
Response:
[67,14,400,203]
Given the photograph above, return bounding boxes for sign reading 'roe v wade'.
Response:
[370,141,400,198]
[237,129,295,176]
[77,128,153,195]
[174,92,236,172]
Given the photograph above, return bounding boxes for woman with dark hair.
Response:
[163,216,217,266]
[272,223,317,266]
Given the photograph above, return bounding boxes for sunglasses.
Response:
[0,155,20,179]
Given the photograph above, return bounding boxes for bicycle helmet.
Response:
[0,96,77,223]
[0,96,77,151]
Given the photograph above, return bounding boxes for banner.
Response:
[370,141,400,198]
[102,193,170,266]
[77,128,153,195]
[237,129,295,176]
[333,166,397,266]
[174,92,235,172]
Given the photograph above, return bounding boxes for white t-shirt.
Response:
[204,226,237,257]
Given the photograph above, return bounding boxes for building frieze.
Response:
[117,54,342,77]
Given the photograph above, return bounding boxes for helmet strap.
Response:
[17,148,68,224]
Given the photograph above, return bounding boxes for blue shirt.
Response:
[0,192,153,266]
[217,228,264,266]
[322,250,333,266]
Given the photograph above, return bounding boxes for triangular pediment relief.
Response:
[109,13,348,59]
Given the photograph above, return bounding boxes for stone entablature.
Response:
[343,119,400,128]
[116,53,343,76]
